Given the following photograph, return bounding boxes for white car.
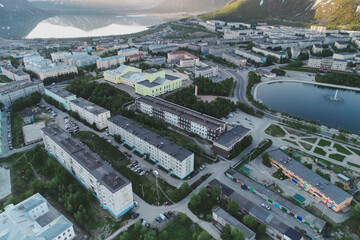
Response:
[261,203,271,211]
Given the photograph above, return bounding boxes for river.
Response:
[257,82,360,133]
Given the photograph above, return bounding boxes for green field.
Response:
[265,124,286,137]
[0,75,13,83]
[348,162,360,169]
[333,144,352,155]
[314,147,326,156]
[349,147,360,157]
[318,139,331,147]
[329,154,346,162]
[299,142,313,151]
[11,112,24,148]
[302,138,317,144]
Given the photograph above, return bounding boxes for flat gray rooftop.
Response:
[70,97,109,115]
[45,86,76,99]
[215,125,250,148]
[41,125,129,193]
[268,149,352,204]
[108,115,193,162]
[136,95,226,130]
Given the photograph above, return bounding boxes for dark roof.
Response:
[41,125,130,193]
[215,126,250,148]
[268,149,352,204]
[284,227,303,240]
[108,115,193,162]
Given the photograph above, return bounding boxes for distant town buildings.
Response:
[235,49,267,63]
[96,55,125,70]
[167,51,199,68]
[118,48,139,58]
[108,115,194,179]
[41,125,134,218]
[51,51,72,62]
[0,65,30,81]
[307,57,348,71]
[222,52,247,67]
[69,98,111,129]
[195,62,218,78]
[63,54,100,67]
[0,193,76,240]
[143,56,166,66]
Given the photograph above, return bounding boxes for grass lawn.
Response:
[0,75,13,83]
[162,213,213,240]
[333,143,352,155]
[314,147,326,156]
[73,131,185,205]
[11,112,24,148]
[318,139,332,147]
[302,138,317,144]
[190,173,212,191]
[329,154,346,162]
[282,139,298,146]
[349,147,360,157]
[299,141,313,151]
[280,66,318,73]
[265,124,286,137]
[347,162,360,169]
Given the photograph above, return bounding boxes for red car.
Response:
[163,201,172,206]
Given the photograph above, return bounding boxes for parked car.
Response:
[155,217,162,223]
[159,214,166,221]
[131,213,139,219]
[134,201,139,207]
[164,212,171,219]
[152,227,159,233]
[168,211,175,217]
[261,203,271,211]
[163,201,171,206]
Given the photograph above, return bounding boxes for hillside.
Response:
[201,0,360,28]
[0,0,43,19]
[154,0,230,13]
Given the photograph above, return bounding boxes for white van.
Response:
[159,214,166,221]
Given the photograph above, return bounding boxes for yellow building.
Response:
[103,65,142,84]
[135,74,182,97]
[144,69,165,82]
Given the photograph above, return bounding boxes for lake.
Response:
[22,14,169,39]
[257,82,360,133]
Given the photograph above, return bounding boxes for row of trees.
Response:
[193,77,234,96]
[229,135,253,159]
[66,80,134,115]
[11,92,41,112]
[165,86,237,119]
[315,72,360,88]
[43,72,78,86]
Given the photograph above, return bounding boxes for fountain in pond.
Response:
[330,89,342,102]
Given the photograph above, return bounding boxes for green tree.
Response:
[262,153,271,167]
[197,230,212,240]
[351,204,360,220]
[190,194,201,208]
[159,230,169,240]
[181,182,190,195]
[211,185,221,201]
[243,215,258,229]
[177,212,188,224]
[221,224,232,240]
[231,228,245,240]
[226,200,240,216]
[258,223,266,235]
[143,230,156,240]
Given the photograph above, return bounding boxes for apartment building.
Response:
[268,149,353,212]
[41,125,134,218]
[0,59,11,73]
[96,55,125,70]
[334,41,349,49]
[151,45,179,54]
[252,47,287,60]
[167,51,199,67]
[126,53,144,63]
[118,48,139,57]
[0,65,30,81]
[312,44,324,54]
[45,86,77,110]
[307,57,347,71]
[332,52,356,60]
[195,64,218,78]
[235,49,267,63]
[136,96,227,141]
[222,53,247,67]
[51,51,72,62]
[0,81,44,107]
[63,54,100,67]
[213,207,256,240]
[0,193,76,240]
[135,73,182,97]
[103,65,142,84]
[143,56,166,66]
[108,115,194,179]
[69,98,111,129]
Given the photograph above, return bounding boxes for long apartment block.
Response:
[268,149,353,212]
[136,95,227,142]
[0,81,44,107]
[70,97,111,129]
[108,115,194,179]
[41,125,134,218]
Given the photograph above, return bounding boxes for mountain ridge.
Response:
[200,0,360,28]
